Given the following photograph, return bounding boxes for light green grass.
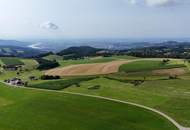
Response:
[21,59,39,70]
[64,77,190,127]
[0,69,43,83]
[43,54,63,61]
[0,57,24,66]
[0,57,41,83]
[58,55,137,67]
[28,76,98,90]
[58,58,114,67]
[119,60,185,73]
[0,83,178,130]
[112,55,138,59]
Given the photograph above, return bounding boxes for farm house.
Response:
[5,78,25,86]
[3,65,22,71]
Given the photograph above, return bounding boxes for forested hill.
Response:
[57,46,103,59]
[0,39,30,47]
[0,45,45,58]
[125,43,190,59]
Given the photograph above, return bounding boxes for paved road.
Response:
[1,81,190,130]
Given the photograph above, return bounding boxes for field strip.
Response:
[45,60,129,76]
[1,81,189,130]
[152,68,186,75]
[45,58,183,76]
[45,58,158,76]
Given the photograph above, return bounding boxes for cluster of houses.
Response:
[1,60,39,87]
[4,78,26,87]
[4,76,38,87]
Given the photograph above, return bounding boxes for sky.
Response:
[0,0,190,39]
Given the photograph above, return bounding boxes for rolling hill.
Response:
[0,45,45,57]
[57,46,102,59]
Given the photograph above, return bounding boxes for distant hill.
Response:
[0,45,45,58]
[124,41,190,59]
[57,46,102,59]
[0,39,30,47]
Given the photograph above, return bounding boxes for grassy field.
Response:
[43,54,63,61]
[0,83,178,130]
[29,76,98,90]
[119,60,185,73]
[21,59,39,70]
[64,77,190,127]
[58,55,137,67]
[0,69,43,81]
[26,58,190,127]
[0,56,190,129]
[58,58,115,67]
[0,57,41,82]
[0,57,24,66]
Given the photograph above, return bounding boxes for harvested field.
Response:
[45,60,128,76]
[152,68,186,76]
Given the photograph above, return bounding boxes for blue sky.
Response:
[0,0,190,39]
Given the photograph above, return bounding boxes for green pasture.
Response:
[0,57,24,66]
[64,77,190,127]
[0,83,178,130]
[119,60,185,73]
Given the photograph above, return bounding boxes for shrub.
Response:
[169,75,178,79]
[131,80,144,86]
[162,59,170,64]
[41,75,61,80]
[88,85,101,90]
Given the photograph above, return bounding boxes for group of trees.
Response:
[35,58,60,70]
[41,75,60,80]
[57,46,100,59]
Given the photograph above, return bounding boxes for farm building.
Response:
[5,78,25,86]
[3,65,22,71]
[29,76,38,81]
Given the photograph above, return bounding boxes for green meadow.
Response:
[0,83,178,130]
[1,56,190,129]
[0,57,24,66]
[63,77,190,127]
[29,59,190,127]
[119,60,185,72]
[58,55,137,67]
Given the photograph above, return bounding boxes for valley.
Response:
[0,45,189,130]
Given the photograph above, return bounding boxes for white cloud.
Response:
[145,0,176,7]
[40,21,59,30]
[127,0,189,7]
[128,0,137,4]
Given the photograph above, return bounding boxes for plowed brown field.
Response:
[45,60,128,76]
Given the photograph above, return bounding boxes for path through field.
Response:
[45,60,128,76]
[2,81,189,130]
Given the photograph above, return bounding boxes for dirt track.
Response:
[45,60,128,76]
